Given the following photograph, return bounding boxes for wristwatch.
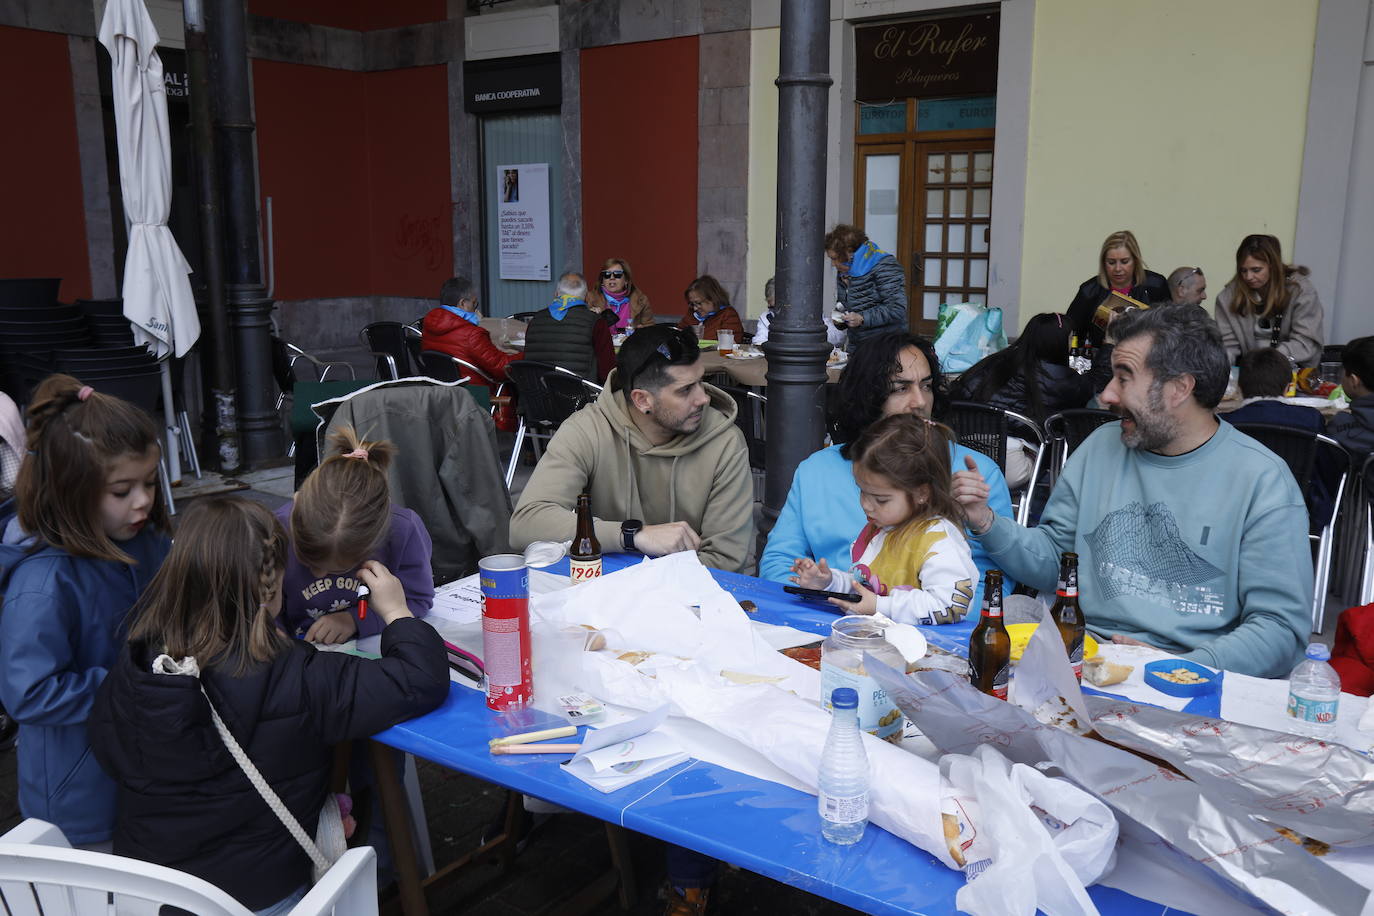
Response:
[621,519,643,552]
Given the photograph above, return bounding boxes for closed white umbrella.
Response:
[98,0,199,485]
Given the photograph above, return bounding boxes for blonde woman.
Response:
[586,257,655,331]
[1066,230,1171,343]
[1213,234,1324,368]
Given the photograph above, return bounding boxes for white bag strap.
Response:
[152,654,330,875]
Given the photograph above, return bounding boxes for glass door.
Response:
[480,111,563,317]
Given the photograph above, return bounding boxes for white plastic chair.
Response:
[0,818,378,916]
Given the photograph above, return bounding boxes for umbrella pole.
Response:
[160,360,183,485]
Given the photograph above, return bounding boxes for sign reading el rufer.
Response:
[497,163,551,281]
[855,13,999,102]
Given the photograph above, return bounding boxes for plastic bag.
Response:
[934,301,1007,373]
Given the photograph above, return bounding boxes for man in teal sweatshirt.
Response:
[954,305,1309,678]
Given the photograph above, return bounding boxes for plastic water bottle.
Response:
[818,687,870,845]
[1286,643,1341,738]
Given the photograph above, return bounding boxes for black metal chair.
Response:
[360,321,412,380]
[944,401,1044,524]
[271,337,356,457]
[541,370,599,418]
[0,278,60,306]
[1039,409,1118,483]
[1232,422,1353,633]
[504,360,585,488]
[416,350,476,385]
[717,383,767,502]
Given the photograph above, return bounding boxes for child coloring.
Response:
[89,497,449,911]
[791,413,977,624]
[277,427,434,644]
[0,375,171,847]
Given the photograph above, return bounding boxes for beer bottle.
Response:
[1082,336,1096,367]
[968,570,1010,700]
[569,493,602,582]
[1068,334,1083,373]
[1052,552,1085,681]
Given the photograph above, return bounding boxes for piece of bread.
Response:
[1083,657,1133,687]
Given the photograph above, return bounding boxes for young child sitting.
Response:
[0,375,171,848]
[277,427,434,643]
[89,497,449,912]
[790,413,977,624]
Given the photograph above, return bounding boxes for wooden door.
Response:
[912,140,994,331]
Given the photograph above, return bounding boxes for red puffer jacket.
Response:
[1332,603,1374,697]
[420,308,522,387]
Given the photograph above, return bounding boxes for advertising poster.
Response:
[497,162,550,281]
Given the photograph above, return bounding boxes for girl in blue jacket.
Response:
[0,374,170,847]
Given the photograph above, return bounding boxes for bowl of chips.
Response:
[1143,659,1218,697]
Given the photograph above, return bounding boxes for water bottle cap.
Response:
[831,687,859,709]
[1305,643,1331,661]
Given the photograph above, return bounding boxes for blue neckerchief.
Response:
[848,240,889,278]
[440,304,481,326]
[549,294,585,321]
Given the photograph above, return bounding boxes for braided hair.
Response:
[128,497,289,674]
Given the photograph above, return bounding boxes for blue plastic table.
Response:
[374,556,1190,915]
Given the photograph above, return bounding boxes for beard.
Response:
[1114,383,1177,452]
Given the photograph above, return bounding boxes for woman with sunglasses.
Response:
[586,258,655,332]
[677,275,745,341]
[1065,229,1171,344]
[1213,234,1324,368]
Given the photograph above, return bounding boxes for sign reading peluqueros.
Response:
[855,13,1000,102]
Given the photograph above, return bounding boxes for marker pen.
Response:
[356,584,369,620]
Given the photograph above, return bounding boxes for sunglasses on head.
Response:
[600,270,626,280]
[625,328,696,389]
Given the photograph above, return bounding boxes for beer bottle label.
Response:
[569,558,603,582]
[990,662,1009,700]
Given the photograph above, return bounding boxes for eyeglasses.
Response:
[600,270,625,280]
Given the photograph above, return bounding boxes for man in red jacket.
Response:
[421,276,522,391]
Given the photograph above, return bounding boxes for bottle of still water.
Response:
[818,687,869,845]
[1286,643,1340,738]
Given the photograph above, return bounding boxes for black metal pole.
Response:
[183,0,242,472]
[762,0,832,527]
[207,0,282,463]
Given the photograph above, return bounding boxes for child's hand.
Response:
[829,581,877,616]
[305,611,358,644]
[789,557,832,590]
[356,560,412,624]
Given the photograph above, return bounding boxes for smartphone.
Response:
[784,585,861,604]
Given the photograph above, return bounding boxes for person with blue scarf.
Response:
[825,224,909,349]
[676,275,744,341]
[523,272,616,382]
[420,276,523,422]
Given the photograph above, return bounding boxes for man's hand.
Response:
[304,611,359,645]
[829,580,877,615]
[952,454,996,533]
[1110,634,1159,650]
[789,557,832,590]
[356,560,411,624]
[634,521,702,556]
[842,311,864,328]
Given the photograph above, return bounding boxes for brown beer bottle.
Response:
[569,493,602,582]
[968,570,1010,700]
[1052,552,1086,681]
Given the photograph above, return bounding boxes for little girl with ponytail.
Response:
[0,374,171,847]
[276,427,434,643]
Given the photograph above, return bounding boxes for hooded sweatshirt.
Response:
[89,619,449,909]
[0,501,169,844]
[509,369,755,573]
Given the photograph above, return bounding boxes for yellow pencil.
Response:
[488,725,577,748]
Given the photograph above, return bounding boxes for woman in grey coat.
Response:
[1213,233,1325,368]
[825,224,908,349]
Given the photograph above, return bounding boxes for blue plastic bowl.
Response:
[1144,659,1219,697]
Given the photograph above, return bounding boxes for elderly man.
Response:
[761,332,1014,610]
[522,271,615,383]
[510,324,754,573]
[955,305,1309,677]
[1167,266,1207,306]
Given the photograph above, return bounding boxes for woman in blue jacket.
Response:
[826,224,910,349]
[0,374,171,847]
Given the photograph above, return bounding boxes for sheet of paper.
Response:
[562,704,689,792]
[750,621,823,651]
[1220,671,1374,754]
[583,730,684,773]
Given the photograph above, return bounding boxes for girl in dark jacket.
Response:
[90,497,448,912]
[951,312,1092,487]
[1065,229,1171,344]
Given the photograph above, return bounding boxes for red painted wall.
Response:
[581,37,697,312]
[253,60,451,299]
[248,0,445,31]
[0,26,91,301]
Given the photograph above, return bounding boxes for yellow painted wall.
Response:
[745,27,780,320]
[1018,0,1318,328]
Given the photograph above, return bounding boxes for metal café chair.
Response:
[271,337,357,457]
[359,321,412,381]
[1232,422,1353,633]
[1036,408,1118,486]
[944,401,1044,525]
[717,383,767,502]
[504,360,586,488]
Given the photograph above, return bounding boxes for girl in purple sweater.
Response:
[275,428,433,643]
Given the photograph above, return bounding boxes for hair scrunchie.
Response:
[343,448,369,461]
[77,386,94,402]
